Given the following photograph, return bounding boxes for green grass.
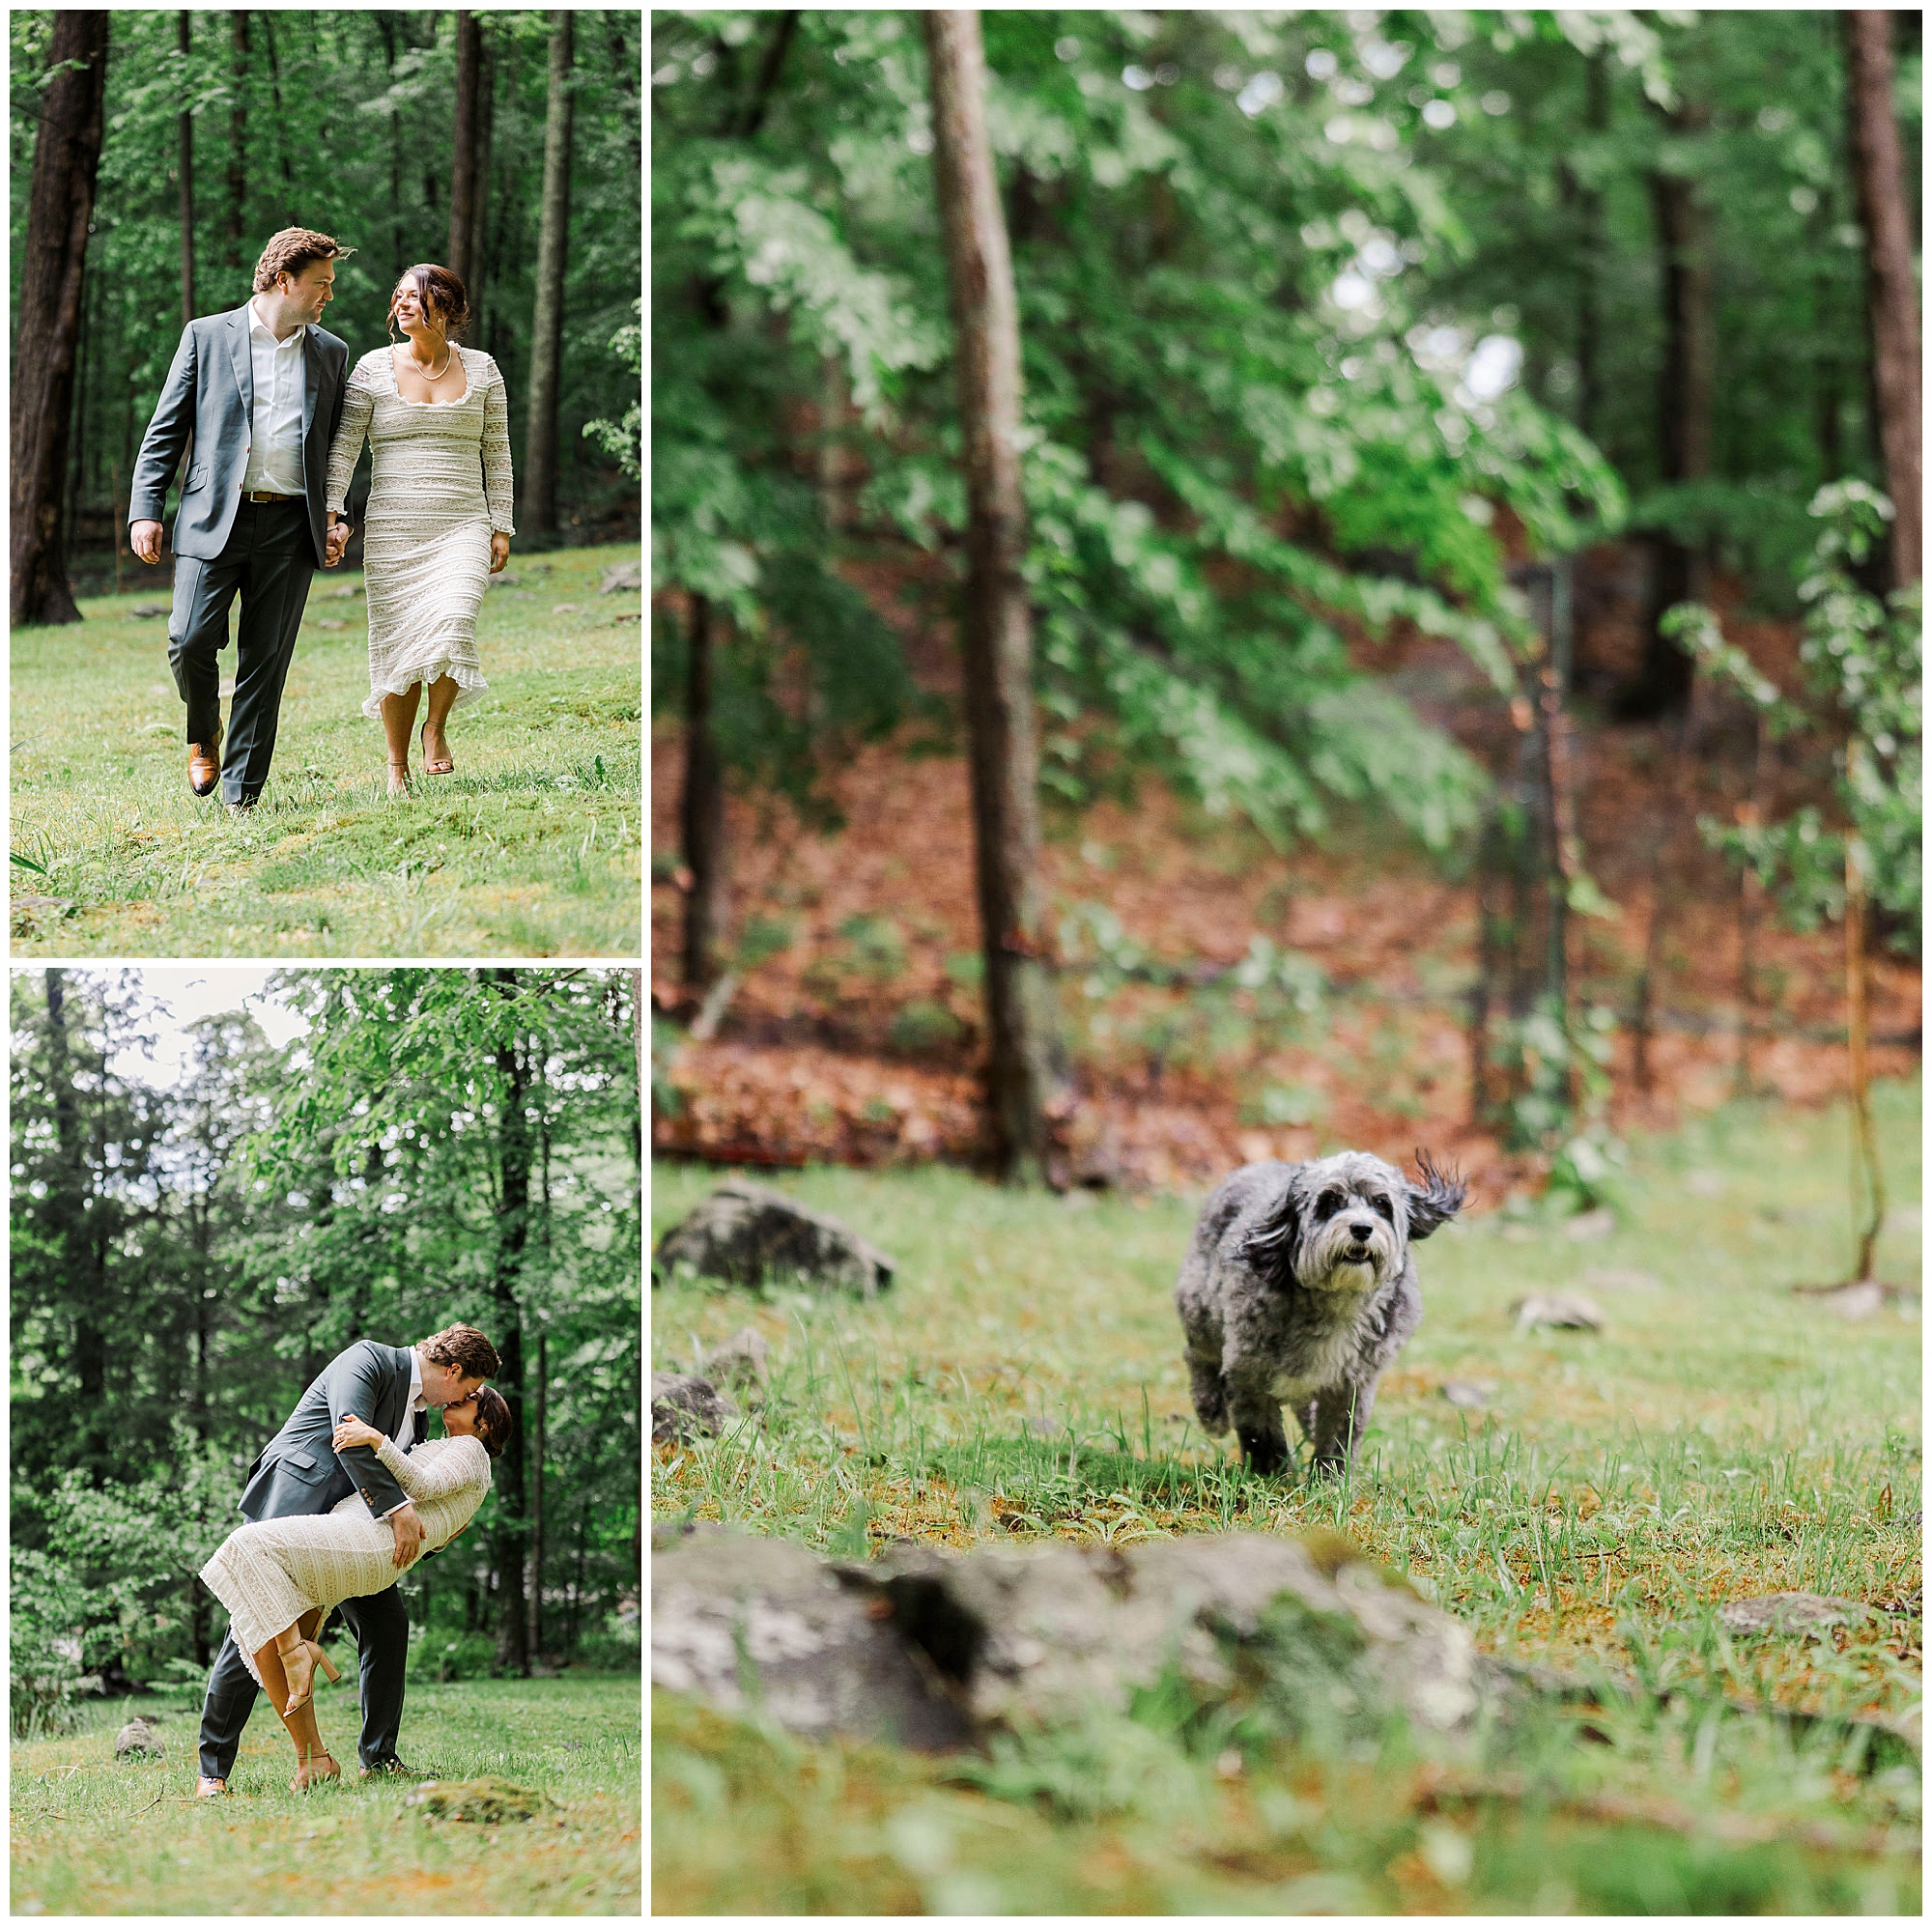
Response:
[12,1673,640,1914]
[11,543,640,956]
[652,1080,1922,1912]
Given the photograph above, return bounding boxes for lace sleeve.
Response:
[325,356,378,515]
[374,1436,482,1504]
[480,354,515,536]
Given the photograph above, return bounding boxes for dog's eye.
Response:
[1371,1195,1395,1221]
[1317,1190,1343,1219]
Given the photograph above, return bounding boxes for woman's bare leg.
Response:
[421,674,460,774]
[379,686,423,794]
[255,1630,338,1787]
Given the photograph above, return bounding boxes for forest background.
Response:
[11,5,643,616]
[11,966,644,1735]
[651,7,1920,1199]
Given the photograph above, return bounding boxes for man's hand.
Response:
[489,532,510,575]
[325,517,351,568]
[130,521,163,565]
[388,1503,425,1570]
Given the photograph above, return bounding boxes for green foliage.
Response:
[652,10,1642,860]
[1671,482,1922,953]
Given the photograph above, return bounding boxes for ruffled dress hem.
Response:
[360,658,490,721]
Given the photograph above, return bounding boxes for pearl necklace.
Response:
[408,339,452,382]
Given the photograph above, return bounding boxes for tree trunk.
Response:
[490,970,531,1677]
[261,14,295,223]
[524,10,576,540]
[531,1324,546,1658]
[449,11,483,289]
[924,9,1058,1184]
[11,11,109,629]
[225,13,248,271]
[681,594,727,993]
[1627,111,1715,720]
[1574,50,1609,442]
[1842,11,1921,586]
[178,14,195,326]
[374,14,406,281]
[469,25,495,340]
[1844,788,1884,1283]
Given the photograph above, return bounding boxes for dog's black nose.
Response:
[1349,1222,1375,1242]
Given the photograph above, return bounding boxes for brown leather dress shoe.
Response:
[188,735,221,798]
[194,1775,227,1799]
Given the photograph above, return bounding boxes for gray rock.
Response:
[650,1527,971,1752]
[1440,1380,1491,1409]
[129,604,167,619]
[651,1372,739,1444]
[600,560,642,594]
[1513,1291,1604,1333]
[655,1180,895,1295]
[1717,1592,1876,1636]
[703,1328,770,1392]
[114,1715,161,1758]
[658,1527,1496,1754]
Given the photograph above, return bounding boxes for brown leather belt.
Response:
[243,489,298,502]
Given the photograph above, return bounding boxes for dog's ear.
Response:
[1241,1182,1301,1284]
[1405,1149,1466,1240]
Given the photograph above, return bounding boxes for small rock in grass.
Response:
[655,1180,895,1295]
[130,604,167,619]
[310,618,348,631]
[1513,1291,1604,1333]
[1717,1592,1876,1637]
[485,573,521,588]
[651,1371,739,1444]
[1583,1267,1663,1294]
[114,1715,162,1758]
[1562,1208,1616,1242]
[550,603,582,615]
[702,1327,770,1391]
[600,560,642,594]
[1440,1380,1492,1409]
[405,1776,556,1823]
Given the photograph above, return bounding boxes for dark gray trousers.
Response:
[167,498,314,806]
[196,1583,410,1781]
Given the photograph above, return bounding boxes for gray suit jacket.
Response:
[128,302,349,568]
[239,1341,427,1523]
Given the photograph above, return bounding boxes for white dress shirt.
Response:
[375,1350,425,1520]
[241,296,308,496]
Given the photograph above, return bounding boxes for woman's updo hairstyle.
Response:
[469,1384,512,1460]
[389,264,470,342]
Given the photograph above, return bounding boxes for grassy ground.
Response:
[652,1080,1922,1912]
[11,543,640,956]
[12,1673,640,1914]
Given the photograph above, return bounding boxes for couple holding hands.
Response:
[128,226,516,807]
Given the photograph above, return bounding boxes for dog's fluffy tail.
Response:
[1186,1358,1230,1434]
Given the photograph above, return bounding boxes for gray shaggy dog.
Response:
[1177,1149,1465,1476]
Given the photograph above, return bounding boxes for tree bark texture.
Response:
[681,594,727,992]
[225,13,248,271]
[1630,127,1715,720]
[11,11,109,629]
[490,969,532,1677]
[524,10,575,539]
[178,13,195,326]
[924,9,1058,1184]
[449,11,483,290]
[1842,11,1921,586]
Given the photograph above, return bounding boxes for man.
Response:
[128,227,354,811]
[195,1322,500,1798]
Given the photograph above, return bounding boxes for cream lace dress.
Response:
[200,1434,492,1685]
[324,345,516,720]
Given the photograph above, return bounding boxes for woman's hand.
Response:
[489,532,510,575]
[331,1414,385,1453]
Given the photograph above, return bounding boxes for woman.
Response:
[198,1385,511,1789]
[324,265,515,795]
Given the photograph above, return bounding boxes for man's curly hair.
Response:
[253,226,354,292]
[417,1322,500,1381]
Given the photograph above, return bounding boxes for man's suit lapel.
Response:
[225,305,254,418]
[301,328,321,443]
